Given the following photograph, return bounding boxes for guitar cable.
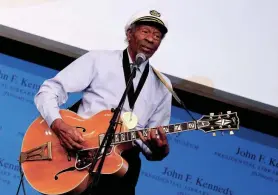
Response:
[15,161,27,195]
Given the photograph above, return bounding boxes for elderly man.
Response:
[34,9,172,195]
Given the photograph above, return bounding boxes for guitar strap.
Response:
[122,48,149,110]
[151,66,182,105]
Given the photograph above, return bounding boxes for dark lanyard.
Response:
[122,49,149,110]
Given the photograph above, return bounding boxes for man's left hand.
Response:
[138,126,169,161]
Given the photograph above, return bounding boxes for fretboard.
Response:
[98,120,199,145]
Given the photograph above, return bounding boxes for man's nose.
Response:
[145,34,154,43]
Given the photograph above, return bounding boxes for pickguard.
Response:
[75,147,113,170]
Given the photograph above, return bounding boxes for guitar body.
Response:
[20,109,132,195]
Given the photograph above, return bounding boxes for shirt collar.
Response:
[127,49,149,73]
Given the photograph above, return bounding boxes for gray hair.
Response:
[125,23,137,44]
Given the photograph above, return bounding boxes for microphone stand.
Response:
[88,65,137,187]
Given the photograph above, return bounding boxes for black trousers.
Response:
[81,148,141,195]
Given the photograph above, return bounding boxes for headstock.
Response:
[197,111,240,136]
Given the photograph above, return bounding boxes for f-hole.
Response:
[54,167,76,180]
[76,126,86,132]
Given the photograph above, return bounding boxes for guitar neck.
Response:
[97,111,239,146]
[104,120,199,145]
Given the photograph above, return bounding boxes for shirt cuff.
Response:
[44,108,62,128]
[134,139,152,156]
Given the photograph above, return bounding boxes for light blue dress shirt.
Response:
[34,49,172,156]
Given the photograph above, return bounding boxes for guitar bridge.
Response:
[20,142,52,163]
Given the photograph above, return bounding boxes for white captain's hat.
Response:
[125,9,168,35]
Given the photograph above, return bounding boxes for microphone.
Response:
[135,53,146,66]
[131,53,146,78]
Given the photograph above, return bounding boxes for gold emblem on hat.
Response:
[150,10,161,17]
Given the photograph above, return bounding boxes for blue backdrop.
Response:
[0,53,278,195]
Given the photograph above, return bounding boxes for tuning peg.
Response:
[219,112,222,115]
[212,132,216,136]
[209,113,214,120]
[227,111,231,114]
[229,131,234,135]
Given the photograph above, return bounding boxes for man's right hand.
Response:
[51,119,85,150]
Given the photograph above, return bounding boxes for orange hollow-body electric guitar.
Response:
[20,109,239,195]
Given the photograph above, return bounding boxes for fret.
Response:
[126,132,130,141]
[130,131,136,140]
[174,124,182,132]
[169,125,175,133]
[142,129,148,137]
[114,134,120,143]
[180,123,187,131]
[155,128,158,135]
[120,133,125,141]
[163,126,169,133]
[187,122,196,129]
[111,135,115,144]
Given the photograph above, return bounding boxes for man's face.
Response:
[127,24,163,59]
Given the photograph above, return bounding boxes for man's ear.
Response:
[126,29,132,42]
